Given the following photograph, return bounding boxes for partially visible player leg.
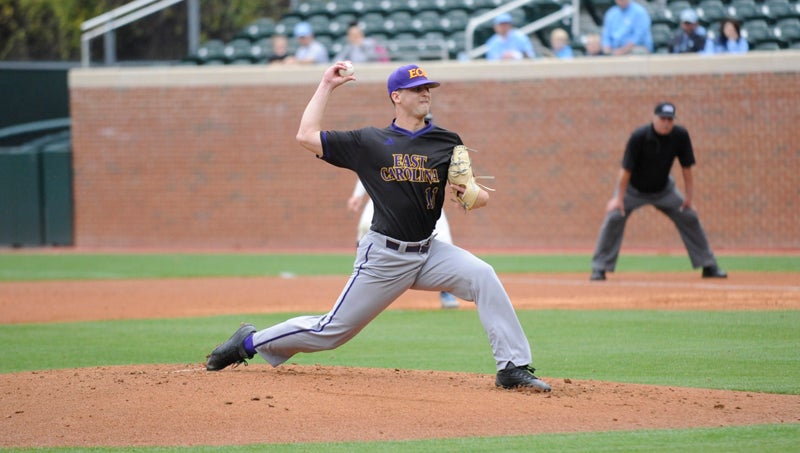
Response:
[432,212,459,308]
[251,231,425,366]
[653,182,726,277]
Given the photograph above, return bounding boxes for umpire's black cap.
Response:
[654,102,676,118]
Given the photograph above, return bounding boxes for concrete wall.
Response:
[68,52,800,252]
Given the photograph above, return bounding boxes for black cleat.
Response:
[590,269,606,281]
[702,265,728,279]
[495,362,551,392]
[206,323,257,371]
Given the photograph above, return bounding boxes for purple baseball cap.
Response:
[387,64,440,96]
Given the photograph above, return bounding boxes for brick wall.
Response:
[68,53,800,251]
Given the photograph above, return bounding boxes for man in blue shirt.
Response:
[601,0,653,55]
[485,13,536,61]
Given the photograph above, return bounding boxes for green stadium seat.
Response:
[764,0,800,21]
[236,17,276,42]
[729,0,770,22]
[651,23,674,49]
[384,11,415,36]
[295,0,331,19]
[439,9,470,35]
[411,10,445,35]
[358,12,385,36]
[328,13,357,39]
[774,17,800,45]
[193,39,226,64]
[696,0,727,27]
[306,14,333,38]
[274,16,302,36]
[742,19,780,46]
[223,38,257,64]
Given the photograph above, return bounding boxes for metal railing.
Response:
[465,0,581,59]
[80,0,200,67]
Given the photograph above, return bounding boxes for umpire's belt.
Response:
[386,238,430,254]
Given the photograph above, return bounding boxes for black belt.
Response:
[386,238,430,254]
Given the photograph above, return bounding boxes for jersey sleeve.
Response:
[320,129,364,170]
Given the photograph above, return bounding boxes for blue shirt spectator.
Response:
[485,13,536,61]
[550,28,575,59]
[287,22,330,64]
[703,18,749,54]
[601,0,653,55]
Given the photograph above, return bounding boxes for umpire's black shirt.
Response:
[622,123,696,193]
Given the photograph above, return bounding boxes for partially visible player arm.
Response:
[296,62,356,156]
[347,179,368,213]
[680,166,694,211]
[606,168,630,216]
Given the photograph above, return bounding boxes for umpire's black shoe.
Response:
[206,323,257,371]
[590,269,606,281]
[702,265,728,279]
[495,362,551,392]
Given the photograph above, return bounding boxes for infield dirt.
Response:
[1,272,799,447]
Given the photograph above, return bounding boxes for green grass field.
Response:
[1,253,798,452]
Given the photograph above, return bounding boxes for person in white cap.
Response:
[484,12,536,61]
[670,9,707,53]
[286,21,329,64]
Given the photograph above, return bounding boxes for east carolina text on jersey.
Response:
[381,154,441,183]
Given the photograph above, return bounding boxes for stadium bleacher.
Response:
[184,0,800,64]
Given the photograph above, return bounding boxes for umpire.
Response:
[590,102,727,281]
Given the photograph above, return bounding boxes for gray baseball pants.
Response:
[251,230,533,372]
[592,178,718,272]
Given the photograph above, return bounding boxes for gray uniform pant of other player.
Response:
[251,230,532,372]
[592,177,718,272]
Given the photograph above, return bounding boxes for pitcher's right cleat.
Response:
[206,323,257,371]
[495,362,552,392]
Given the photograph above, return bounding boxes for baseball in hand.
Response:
[338,61,355,77]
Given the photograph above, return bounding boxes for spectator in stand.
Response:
[268,34,290,63]
[549,28,575,59]
[333,22,390,63]
[485,13,536,61]
[284,21,329,65]
[583,33,605,56]
[670,9,707,53]
[601,0,653,55]
[703,18,749,54]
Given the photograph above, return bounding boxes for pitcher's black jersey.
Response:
[322,120,462,241]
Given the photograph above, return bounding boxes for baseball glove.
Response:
[448,145,494,210]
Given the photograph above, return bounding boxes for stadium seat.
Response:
[411,10,445,35]
[651,23,674,50]
[414,0,442,13]
[753,41,781,49]
[644,2,677,28]
[328,13,357,39]
[432,0,469,14]
[295,1,331,19]
[306,14,333,38]
[764,0,800,21]
[774,17,800,45]
[447,30,466,58]
[250,38,273,62]
[223,38,257,64]
[193,39,226,65]
[696,0,728,27]
[667,0,693,21]
[729,0,770,22]
[742,19,780,46]
[359,13,386,36]
[357,0,385,15]
[378,0,415,15]
[274,16,302,36]
[236,17,276,42]
[439,9,470,35]
[383,11,415,36]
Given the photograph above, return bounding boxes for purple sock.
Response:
[243,334,256,355]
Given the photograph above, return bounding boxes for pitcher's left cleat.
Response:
[206,323,257,371]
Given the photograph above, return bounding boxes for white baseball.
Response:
[338,62,355,77]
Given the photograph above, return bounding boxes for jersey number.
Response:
[425,187,439,210]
